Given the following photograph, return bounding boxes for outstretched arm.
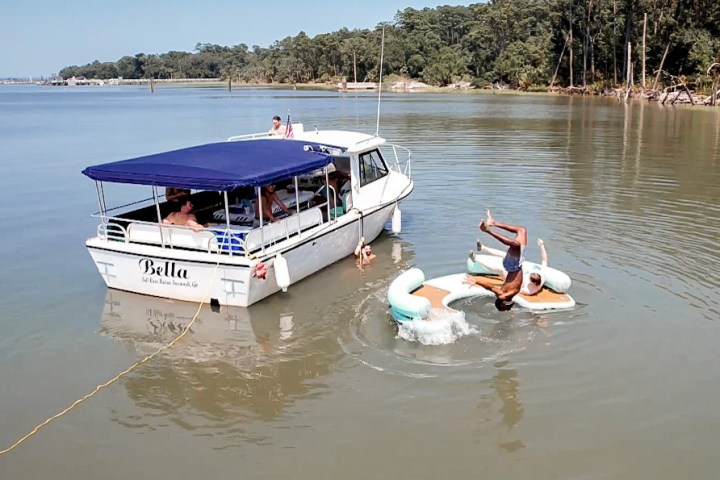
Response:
[466,274,495,289]
[538,238,548,267]
[354,236,365,257]
[187,219,204,233]
[465,275,513,299]
[273,193,291,215]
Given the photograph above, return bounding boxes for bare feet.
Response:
[468,250,476,262]
[479,220,488,232]
[476,239,482,252]
[485,209,495,227]
[464,274,476,285]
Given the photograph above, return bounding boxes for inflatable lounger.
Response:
[466,255,572,293]
[388,268,575,323]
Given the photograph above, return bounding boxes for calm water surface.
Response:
[1,85,719,479]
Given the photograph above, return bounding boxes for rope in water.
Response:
[0,259,222,455]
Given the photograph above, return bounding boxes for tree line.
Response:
[58,1,720,91]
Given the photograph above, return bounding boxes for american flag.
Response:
[284,114,294,139]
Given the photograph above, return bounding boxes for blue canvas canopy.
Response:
[82,139,341,190]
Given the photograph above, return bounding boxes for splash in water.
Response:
[396,307,478,345]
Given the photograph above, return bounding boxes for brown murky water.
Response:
[1,87,719,479]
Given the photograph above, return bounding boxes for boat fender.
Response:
[387,268,431,320]
[274,253,290,292]
[391,206,402,234]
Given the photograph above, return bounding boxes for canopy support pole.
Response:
[294,177,301,235]
[152,186,166,248]
[325,169,331,221]
[223,191,231,256]
[95,181,106,222]
[258,188,265,255]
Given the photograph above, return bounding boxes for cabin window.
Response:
[358,150,388,187]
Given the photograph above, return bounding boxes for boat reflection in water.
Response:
[98,288,343,428]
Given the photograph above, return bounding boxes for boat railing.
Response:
[226,132,273,142]
[92,206,326,257]
[227,123,305,142]
[92,214,219,253]
[93,196,160,218]
[98,221,128,242]
[243,207,324,255]
[383,143,412,178]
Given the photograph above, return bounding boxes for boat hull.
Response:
[87,202,397,307]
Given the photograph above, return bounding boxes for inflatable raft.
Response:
[389,257,575,323]
[466,255,572,293]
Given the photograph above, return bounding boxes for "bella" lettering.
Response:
[139,258,189,280]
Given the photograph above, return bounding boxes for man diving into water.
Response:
[465,209,527,311]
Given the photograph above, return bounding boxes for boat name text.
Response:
[139,259,197,288]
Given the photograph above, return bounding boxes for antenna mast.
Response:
[375,25,385,137]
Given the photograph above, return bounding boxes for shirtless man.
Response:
[255,184,292,222]
[162,200,204,232]
[470,238,548,296]
[268,115,286,136]
[465,209,527,311]
[354,236,377,267]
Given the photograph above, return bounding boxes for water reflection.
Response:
[98,289,342,433]
[97,233,413,437]
[476,360,526,453]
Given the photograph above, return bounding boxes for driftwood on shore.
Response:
[599,64,720,106]
[601,85,719,106]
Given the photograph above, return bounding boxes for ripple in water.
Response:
[339,287,576,375]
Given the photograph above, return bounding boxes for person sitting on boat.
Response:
[464,209,527,311]
[162,200,205,232]
[268,115,286,136]
[469,237,548,296]
[313,163,349,209]
[255,184,292,222]
[163,187,192,216]
[354,236,376,266]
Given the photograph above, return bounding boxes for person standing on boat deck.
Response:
[469,237,548,296]
[354,236,376,267]
[464,209,527,311]
[268,115,286,136]
[163,200,205,232]
[255,185,292,222]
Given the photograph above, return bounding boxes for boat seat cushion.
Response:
[127,223,214,251]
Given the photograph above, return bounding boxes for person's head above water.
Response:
[494,298,515,312]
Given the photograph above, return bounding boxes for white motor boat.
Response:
[83,123,413,307]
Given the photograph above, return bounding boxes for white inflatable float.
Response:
[466,255,572,293]
[388,258,575,324]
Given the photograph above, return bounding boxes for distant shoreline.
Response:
[32,77,543,96]
[8,78,716,108]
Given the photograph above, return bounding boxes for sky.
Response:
[0,0,476,78]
